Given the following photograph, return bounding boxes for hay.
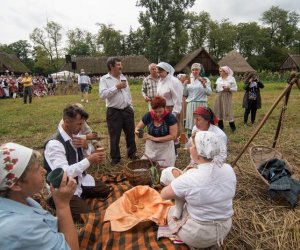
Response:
[38,125,300,249]
[100,133,299,249]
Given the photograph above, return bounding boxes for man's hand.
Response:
[51,173,77,209]
[144,96,151,102]
[72,137,88,149]
[87,149,106,164]
[116,81,127,89]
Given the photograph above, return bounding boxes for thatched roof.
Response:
[0,51,29,74]
[174,47,219,76]
[218,50,255,73]
[279,54,300,71]
[62,55,151,76]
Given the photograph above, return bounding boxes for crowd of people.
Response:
[0,57,266,249]
[0,72,56,101]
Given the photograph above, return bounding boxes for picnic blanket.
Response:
[79,173,189,250]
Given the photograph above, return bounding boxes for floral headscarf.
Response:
[0,143,33,190]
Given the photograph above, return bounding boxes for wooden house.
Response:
[218,50,255,74]
[0,52,29,74]
[279,54,300,72]
[63,55,151,76]
[174,48,219,76]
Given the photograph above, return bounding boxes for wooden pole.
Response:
[232,83,293,168]
[272,85,292,148]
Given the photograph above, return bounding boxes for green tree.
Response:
[7,40,32,62]
[137,0,195,63]
[66,28,99,56]
[125,27,146,55]
[261,6,300,47]
[30,21,63,71]
[96,24,124,56]
[186,11,211,51]
[259,6,300,70]
[32,46,54,75]
[207,19,237,60]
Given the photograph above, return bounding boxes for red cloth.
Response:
[149,109,169,123]
[193,106,218,125]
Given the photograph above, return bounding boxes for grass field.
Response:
[0,80,300,249]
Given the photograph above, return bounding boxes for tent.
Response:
[51,70,79,82]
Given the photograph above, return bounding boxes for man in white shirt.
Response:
[44,104,110,221]
[78,69,91,103]
[99,57,137,165]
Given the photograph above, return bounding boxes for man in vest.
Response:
[44,104,110,221]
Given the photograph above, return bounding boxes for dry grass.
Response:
[0,81,300,249]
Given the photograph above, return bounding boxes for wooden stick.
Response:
[272,86,292,148]
[232,83,293,167]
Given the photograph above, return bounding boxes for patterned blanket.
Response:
[78,174,189,250]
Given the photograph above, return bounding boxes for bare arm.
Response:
[161,184,177,200]
[134,120,146,135]
[51,173,79,250]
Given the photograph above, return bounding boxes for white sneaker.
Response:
[81,99,84,102]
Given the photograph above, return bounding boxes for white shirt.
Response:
[186,124,227,166]
[99,73,133,109]
[171,163,236,221]
[44,125,91,197]
[184,77,212,103]
[215,76,237,93]
[157,74,183,115]
[78,74,91,84]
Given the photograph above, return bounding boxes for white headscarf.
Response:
[195,131,221,160]
[0,143,33,190]
[220,66,233,77]
[157,62,175,76]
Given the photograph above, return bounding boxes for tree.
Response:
[96,24,124,56]
[30,21,63,71]
[7,40,32,62]
[32,46,54,75]
[125,27,146,55]
[66,28,99,56]
[207,19,237,60]
[261,6,300,47]
[137,0,195,63]
[259,6,300,70]
[235,22,264,58]
[186,11,211,51]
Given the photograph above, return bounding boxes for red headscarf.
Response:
[193,106,218,125]
[149,109,169,123]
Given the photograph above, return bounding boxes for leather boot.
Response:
[218,120,224,130]
[229,121,236,132]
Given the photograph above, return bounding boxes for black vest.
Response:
[44,131,83,174]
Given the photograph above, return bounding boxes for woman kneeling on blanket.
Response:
[161,131,236,249]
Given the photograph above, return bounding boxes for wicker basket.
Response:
[124,159,158,186]
[249,145,293,186]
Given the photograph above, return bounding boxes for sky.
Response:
[1,0,299,45]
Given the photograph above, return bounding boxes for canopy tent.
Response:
[51,70,79,81]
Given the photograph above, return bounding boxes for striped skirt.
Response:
[185,101,207,131]
[214,92,234,121]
